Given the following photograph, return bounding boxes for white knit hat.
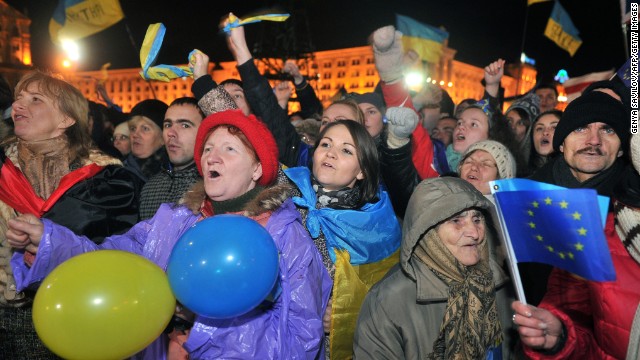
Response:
[632,133,639,175]
[460,140,516,179]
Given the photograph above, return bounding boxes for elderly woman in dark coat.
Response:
[354,177,516,359]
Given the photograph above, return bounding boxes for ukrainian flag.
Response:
[49,0,124,44]
[527,0,552,5]
[543,1,582,56]
[395,14,449,64]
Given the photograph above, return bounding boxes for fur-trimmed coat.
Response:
[12,182,331,360]
[0,143,141,307]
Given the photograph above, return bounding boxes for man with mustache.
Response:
[523,80,630,306]
[138,97,204,220]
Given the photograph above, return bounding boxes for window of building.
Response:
[337,71,345,78]
[366,69,376,76]
[337,60,346,67]
[324,73,331,79]
[352,59,360,66]
[324,62,332,68]
[366,57,374,64]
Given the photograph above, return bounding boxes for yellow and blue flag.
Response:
[139,23,192,82]
[543,1,582,56]
[528,0,552,5]
[491,179,615,285]
[395,14,449,63]
[222,13,290,33]
[49,0,124,44]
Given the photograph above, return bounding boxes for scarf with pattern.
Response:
[17,135,70,199]
[414,229,502,359]
[312,178,361,210]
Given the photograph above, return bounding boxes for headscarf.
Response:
[414,228,502,359]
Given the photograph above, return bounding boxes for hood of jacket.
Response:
[401,177,492,280]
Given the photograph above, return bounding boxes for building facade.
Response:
[66,44,537,113]
[0,0,32,88]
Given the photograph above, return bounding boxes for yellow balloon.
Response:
[33,250,175,360]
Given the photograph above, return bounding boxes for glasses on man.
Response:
[111,134,129,142]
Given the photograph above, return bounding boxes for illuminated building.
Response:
[0,1,32,86]
[67,43,536,114]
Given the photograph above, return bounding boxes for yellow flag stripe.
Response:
[330,249,399,359]
[528,0,552,5]
[401,36,444,63]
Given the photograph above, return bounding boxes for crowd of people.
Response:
[0,12,637,360]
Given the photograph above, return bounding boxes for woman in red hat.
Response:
[7,107,331,359]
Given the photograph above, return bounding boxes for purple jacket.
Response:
[12,199,331,359]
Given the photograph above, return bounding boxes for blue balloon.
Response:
[167,215,279,319]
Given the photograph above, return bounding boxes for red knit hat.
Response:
[194,109,279,186]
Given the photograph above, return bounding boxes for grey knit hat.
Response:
[460,140,516,179]
[506,93,541,123]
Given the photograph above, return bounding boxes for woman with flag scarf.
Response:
[0,71,142,358]
[283,119,401,359]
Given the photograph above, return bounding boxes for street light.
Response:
[61,39,80,61]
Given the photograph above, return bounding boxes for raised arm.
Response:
[283,60,323,118]
[225,17,303,168]
[483,58,506,113]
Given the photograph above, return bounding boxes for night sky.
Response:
[5,0,629,83]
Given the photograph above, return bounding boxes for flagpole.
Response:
[516,1,531,96]
[622,23,630,59]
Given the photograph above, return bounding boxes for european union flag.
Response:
[616,58,632,88]
[396,14,449,63]
[543,1,582,56]
[491,179,615,284]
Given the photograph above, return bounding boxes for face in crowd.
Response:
[459,150,498,195]
[437,208,486,266]
[535,88,558,113]
[112,122,131,156]
[313,123,364,191]
[358,102,384,139]
[560,122,622,183]
[12,81,76,142]
[453,107,490,153]
[129,116,164,159]
[505,109,529,143]
[431,117,457,147]
[163,103,203,170]
[200,126,262,202]
[532,113,559,157]
[223,82,251,116]
[320,103,361,131]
